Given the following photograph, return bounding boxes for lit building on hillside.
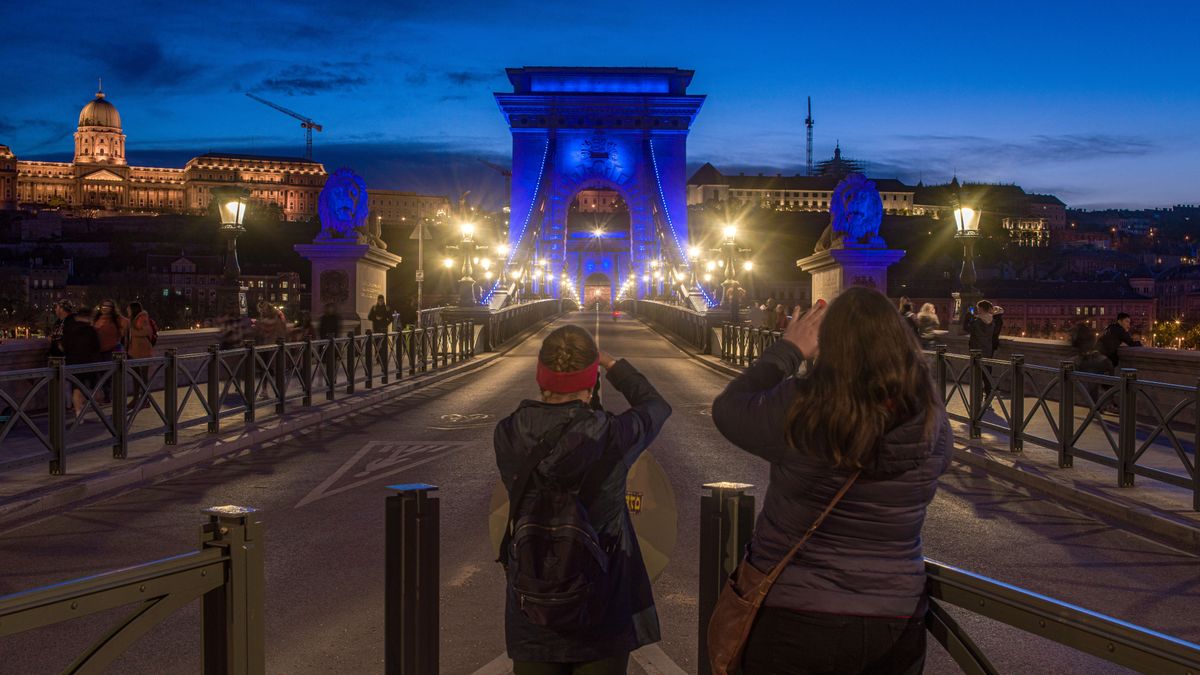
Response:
[686,162,915,214]
[1,87,447,223]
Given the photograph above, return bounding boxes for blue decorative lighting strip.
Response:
[485,139,551,302]
[648,138,716,307]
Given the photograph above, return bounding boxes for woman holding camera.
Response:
[712,287,952,674]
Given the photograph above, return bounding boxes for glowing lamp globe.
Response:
[722,225,738,240]
[441,257,455,269]
[496,243,510,257]
[954,207,981,235]
[743,260,755,272]
[214,187,249,227]
[688,246,700,259]
[459,222,476,239]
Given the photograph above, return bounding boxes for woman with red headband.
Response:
[494,324,671,674]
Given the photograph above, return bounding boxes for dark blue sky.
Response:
[2,0,1197,209]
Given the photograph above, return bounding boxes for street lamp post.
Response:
[951,180,982,324]
[446,222,487,306]
[717,224,752,324]
[214,187,249,317]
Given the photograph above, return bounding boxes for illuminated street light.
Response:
[213,186,249,316]
[442,257,455,269]
[950,176,981,323]
[593,228,605,238]
[722,224,738,241]
[460,222,476,239]
[742,260,754,272]
[496,243,510,257]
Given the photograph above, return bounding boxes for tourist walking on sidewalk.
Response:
[62,305,102,423]
[125,302,155,410]
[711,287,952,674]
[93,299,127,362]
[916,302,940,349]
[1098,312,1142,368]
[494,324,671,674]
[368,294,392,334]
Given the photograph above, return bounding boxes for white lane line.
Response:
[471,652,512,675]
[632,644,688,675]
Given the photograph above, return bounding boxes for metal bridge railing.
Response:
[696,483,1200,675]
[673,321,1200,512]
[0,322,474,475]
[0,506,264,675]
[630,299,711,353]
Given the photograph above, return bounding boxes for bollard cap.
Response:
[202,505,258,517]
[703,481,754,493]
[387,483,438,493]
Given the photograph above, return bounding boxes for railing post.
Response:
[406,328,417,375]
[242,340,256,423]
[380,332,390,384]
[1118,369,1138,488]
[468,320,476,358]
[346,332,357,395]
[200,505,265,675]
[385,484,440,675]
[969,349,983,438]
[112,353,128,459]
[698,482,756,675]
[301,337,313,407]
[274,339,287,415]
[1193,378,1200,511]
[365,332,375,390]
[1058,360,1075,468]
[417,329,427,372]
[48,357,66,475]
[1010,355,1025,453]
[936,345,948,402]
[164,348,178,445]
[207,346,221,434]
[325,338,337,401]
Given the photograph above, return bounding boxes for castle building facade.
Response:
[1,88,449,224]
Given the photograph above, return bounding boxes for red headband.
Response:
[537,359,599,393]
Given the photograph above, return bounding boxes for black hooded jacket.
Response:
[712,340,952,618]
[493,359,671,662]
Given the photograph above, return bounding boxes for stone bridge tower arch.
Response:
[491,67,705,305]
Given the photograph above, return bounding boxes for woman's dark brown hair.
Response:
[538,325,599,374]
[788,287,940,469]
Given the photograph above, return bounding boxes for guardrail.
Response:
[0,506,264,674]
[632,300,711,352]
[0,322,474,475]
[707,323,1200,512]
[477,299,566,351]
[697,483,1200,674]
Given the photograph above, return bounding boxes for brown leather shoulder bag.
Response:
[706,471,860,675]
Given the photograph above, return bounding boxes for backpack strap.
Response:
[498,408,585,565]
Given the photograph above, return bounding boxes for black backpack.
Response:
[499,411,617,630]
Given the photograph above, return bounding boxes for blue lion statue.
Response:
[814,173,885,252]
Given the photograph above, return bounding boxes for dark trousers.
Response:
[743,607,925,675]
[512,653,628,675]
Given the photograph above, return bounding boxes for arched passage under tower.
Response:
[488,67,707,309]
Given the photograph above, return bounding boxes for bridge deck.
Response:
[1,313,1196,673]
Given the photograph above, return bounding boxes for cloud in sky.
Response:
[253,62,371,96]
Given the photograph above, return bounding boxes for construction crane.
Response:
[804,96,814,177]
[245,93,323,160]
[478,159,512,214]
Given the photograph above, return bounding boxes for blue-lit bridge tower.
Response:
[490,67,707,308]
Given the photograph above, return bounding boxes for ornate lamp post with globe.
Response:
[716,224,752,324]
[950,178,982,324]
[214,187,249,317]
[445,222,488,306]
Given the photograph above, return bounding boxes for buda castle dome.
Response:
[78,87,121,129]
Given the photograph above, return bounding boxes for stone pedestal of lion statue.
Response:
[295,168,401,334]
[796,173,905,304]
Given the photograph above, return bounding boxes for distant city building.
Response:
[1152,266,1200,320]
[1,87,447,223]
[895,279,1154,338]
[686,162,915,214]
[146,254,305,317]
[572,189,624,213]
[367,190,451,227]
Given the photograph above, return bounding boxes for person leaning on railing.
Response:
[711,287,953,674]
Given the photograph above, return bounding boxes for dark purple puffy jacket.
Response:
[712,340,952,618]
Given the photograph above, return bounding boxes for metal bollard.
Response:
[698,482,756,675]
[200,505,265,675]
[385,484,440,675]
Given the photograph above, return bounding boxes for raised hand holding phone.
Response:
[783,300,826,359]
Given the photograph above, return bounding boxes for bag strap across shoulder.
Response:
[763,470,861,587]
[497,408,586,564]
